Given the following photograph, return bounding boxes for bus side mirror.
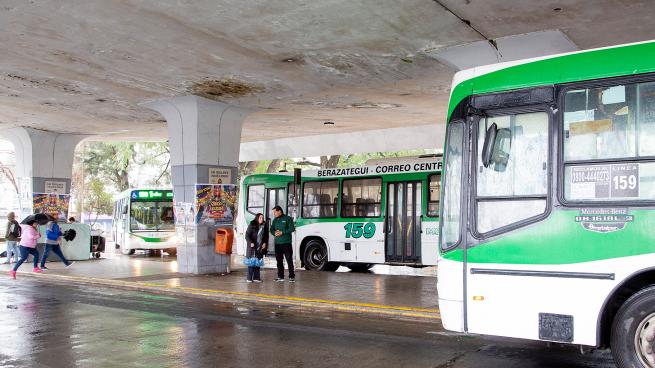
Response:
[482,123,512,172]
[482,123,498,168]
[122,205,128,214]
[492,128,512,172]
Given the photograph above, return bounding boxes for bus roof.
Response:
[447,39,655,121]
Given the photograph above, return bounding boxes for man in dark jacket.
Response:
[270,206,296,282]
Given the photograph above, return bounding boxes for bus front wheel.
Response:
[303,240,339,271]
[120,244,135,256]
[346,263,374,272]
[611,286,655,368]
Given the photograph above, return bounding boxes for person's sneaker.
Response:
[40,266,49,270]
[289,278,295,283]
[253,279,262,283]
[246,280,253,283]
[8,270,16,279]
[65,262,75,268]
[274,278,284,282]
[33,267,42,273]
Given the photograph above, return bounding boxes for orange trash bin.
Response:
[215,228,234,255]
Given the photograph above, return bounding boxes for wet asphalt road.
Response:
[0,279,615,368]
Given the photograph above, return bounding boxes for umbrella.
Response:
[21,213,55,225]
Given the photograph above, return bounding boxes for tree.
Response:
[138,142,171,186]
[82,179,113,226]
[320,155,340,169]
[0,159,18,194]
[83,142,135,192]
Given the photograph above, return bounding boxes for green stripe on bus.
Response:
[131,234,167,243]
[442,209,655,265]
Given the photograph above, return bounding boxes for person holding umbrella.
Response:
[9,219,42,279]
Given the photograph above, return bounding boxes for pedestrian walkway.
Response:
[0,252,440,321]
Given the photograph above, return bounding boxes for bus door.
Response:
[265,187,286,254]
[385,181,422,263]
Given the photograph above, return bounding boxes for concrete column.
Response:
[144,96,249,274]
[0,127,85,214]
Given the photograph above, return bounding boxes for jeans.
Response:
[13,246,39,271]
[275,243,295,279]
[247,266,261,281]
[41,243,71,267]
[5,240,19,263]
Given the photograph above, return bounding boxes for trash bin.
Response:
[215,228,234,255]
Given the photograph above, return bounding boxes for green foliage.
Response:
[84,179,114,216]
[72,141,171,217]
[83,142,134,192]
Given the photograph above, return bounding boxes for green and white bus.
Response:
[112,189,177,256]
[235,157,442,271]
[437,40,655,367]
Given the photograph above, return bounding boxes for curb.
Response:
[15,271,441,321]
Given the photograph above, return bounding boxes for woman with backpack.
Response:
[9,220,41,279]
[3,212,21,264]
[40,220,73,270]
[244,213,268,283]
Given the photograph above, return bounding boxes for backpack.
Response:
[9,222,21,238]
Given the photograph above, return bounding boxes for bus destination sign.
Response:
[316,161,442,178]
[131,190,174,201]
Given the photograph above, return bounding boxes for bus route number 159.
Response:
[344,223,376,239]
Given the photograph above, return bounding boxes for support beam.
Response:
[0,128,85,215]
[145,96,249,274]
[239,124,445,162]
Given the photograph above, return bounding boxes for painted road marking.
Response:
[17,272,441,319]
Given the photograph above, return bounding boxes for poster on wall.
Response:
[32,193,70,221]
[194,184,237,225]
[44,181,66,194]
[208,168,232,184]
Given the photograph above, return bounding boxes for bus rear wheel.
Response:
[303,240,339,271]
[611,286,655,368]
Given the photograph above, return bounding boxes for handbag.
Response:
[243,256,264,268]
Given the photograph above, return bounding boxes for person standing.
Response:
[3,212,21,264]
[270,206,295,282]
[244,213,268,283]
[9,220,42,279]
[40,220,74,270]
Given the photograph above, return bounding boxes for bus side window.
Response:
[246,185,264,214]
[302,180,338,219]
[427,174,441,217]
[563,82,655,202]
[341,178,382,218]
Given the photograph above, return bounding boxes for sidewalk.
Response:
[0,253,440,321]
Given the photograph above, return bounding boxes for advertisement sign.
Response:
[32,193,70,221]
[208,168,232,184]
[44,181,66,194]
[194,184,236,225]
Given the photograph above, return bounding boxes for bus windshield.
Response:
[130,201,175,231]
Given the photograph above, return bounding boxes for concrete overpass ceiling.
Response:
[0,1,654,143]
